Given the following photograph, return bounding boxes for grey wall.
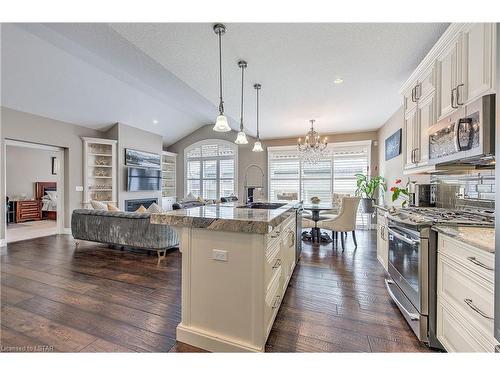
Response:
[107,123,163,209]
[6,145,59,198]
[1,107,102,230]
[167,124,267,201]
[377,106,429,205]
[167,125,378,202]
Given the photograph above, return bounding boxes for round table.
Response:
[302,203,339,243]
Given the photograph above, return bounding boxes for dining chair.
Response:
[317,196,361,251]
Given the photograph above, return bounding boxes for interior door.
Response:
[462,23,494,104]
[437,39,460,119]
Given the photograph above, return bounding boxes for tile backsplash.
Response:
[431,169,495,210]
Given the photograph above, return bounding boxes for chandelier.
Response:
[297,119,328,164]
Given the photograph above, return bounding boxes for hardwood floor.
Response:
[0,231,431,353]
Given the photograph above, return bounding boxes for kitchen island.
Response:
[151,201,300,352]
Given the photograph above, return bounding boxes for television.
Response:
[127,168,161,192]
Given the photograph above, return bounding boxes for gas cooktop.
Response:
[387,207,495,227]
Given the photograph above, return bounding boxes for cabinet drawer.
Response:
[264,240,282,291]
[438,254,494,341]
[265,225,282,252]
[264,270,283,336]
[437,299,491,352]
[439,234,494,283]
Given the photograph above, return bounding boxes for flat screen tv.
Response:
[127,168,161,192]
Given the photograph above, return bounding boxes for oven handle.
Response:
[385,279,420,321]
[386,227,420,245]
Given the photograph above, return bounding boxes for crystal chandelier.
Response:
[297,120,328,164]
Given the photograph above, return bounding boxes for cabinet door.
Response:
[416,93,435,165]
[416,65,436,101]
[404,107,418,169]
[437,39,461,119]
[377,224,388,271]
[461,23,494,104]
[404,86,417,114]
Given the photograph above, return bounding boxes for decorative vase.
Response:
[361,198,375,213]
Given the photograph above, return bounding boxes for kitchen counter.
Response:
[152,200,300,352]
[150,201,298,234]
[432,225,495,253]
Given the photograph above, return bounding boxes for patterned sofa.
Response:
[71,209,179,261]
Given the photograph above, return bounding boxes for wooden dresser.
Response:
[15,200,42,223]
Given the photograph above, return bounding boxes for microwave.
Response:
[428,94,495,165]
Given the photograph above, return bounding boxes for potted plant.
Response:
[390,178,410,207]
[355,174,386,213]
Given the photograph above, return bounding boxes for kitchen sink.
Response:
[238,202,287,210]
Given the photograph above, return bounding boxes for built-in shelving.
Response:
[161,151,177,211]
[82,137,117,208]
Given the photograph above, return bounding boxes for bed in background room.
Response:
[36,181,57,220]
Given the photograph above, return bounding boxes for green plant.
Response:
[354,174,386,199]
[390,178,410,207]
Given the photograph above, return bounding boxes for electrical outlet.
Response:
[75,186,84,192]
[212,249,228,262]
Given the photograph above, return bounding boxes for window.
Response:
[268,142,370,226]
[185,140,237,199]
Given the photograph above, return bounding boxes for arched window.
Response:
[184,139,238,200]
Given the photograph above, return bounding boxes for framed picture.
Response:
[385,129,402,161]
[125,149,161,169]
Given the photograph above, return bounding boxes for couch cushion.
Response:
[91,200,108,210]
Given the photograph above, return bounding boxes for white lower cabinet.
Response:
[176,213,296,352]
[437,233,497,352]
[376,212,388,271]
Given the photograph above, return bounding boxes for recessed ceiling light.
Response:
[334,78,344,84]
[153,119,159,124]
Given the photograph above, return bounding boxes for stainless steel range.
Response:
[385,207,494,348]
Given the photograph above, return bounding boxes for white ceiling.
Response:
[1,23,448,145]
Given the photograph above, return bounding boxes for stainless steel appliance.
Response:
[429,94,495,165]
[409,183,435,207]
[495,25,500,352]
[295,204,303,262]
[385,207,494,349]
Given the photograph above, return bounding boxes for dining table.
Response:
[302,202,340,243]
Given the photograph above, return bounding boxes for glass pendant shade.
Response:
[235,131,248,144]
[213,114,231,132]
[252,140,264,152]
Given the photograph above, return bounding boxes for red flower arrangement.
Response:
[390,178,409,207]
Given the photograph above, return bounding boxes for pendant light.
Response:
[212,23,231,132]
[234,60,249,144]
[252,83,264,152]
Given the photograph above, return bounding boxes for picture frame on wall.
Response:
[385,129,402,161]
[125,148,161,169]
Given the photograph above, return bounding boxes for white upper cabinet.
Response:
[461,23,495,104]
[401,23,496,174]
[437,37,461,120]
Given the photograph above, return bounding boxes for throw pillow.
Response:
[90,200,108,210]
[197,196,205,204]
[147,202,163,213]
[135,205,147,213]
[107,203,120,212]
[183,192,197,202]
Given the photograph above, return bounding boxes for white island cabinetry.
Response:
[152,204,297,352]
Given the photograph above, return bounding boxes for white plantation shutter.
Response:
[185,140,237,199]
[268,143,370,228]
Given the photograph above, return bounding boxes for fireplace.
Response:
[125,198,158,212]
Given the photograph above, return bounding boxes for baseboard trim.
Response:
[62,227,72,235]
[176,323,262,353]
[0,238,6,247]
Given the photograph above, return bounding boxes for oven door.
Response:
[387,225,428,315]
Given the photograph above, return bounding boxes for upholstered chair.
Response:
[317,197,361,251]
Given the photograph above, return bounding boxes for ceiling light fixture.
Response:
[153,119,159,124]
[252,83,264,152]
[235,60,248,145]
[212,23,231,132]
[334,78,344,84]
[297,119,328,164]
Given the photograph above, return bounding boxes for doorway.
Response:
[4,139,65,243]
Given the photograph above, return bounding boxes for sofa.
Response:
[71,209,179,262]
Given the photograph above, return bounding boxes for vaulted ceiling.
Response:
[1,22,448,145]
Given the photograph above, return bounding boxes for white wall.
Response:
[6,145,58,198]
[376,106,429,206]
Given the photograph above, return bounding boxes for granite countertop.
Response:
[433,225,495,253]
[150,201,298,234]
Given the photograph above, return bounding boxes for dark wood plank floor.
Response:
[1,231,431,352]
